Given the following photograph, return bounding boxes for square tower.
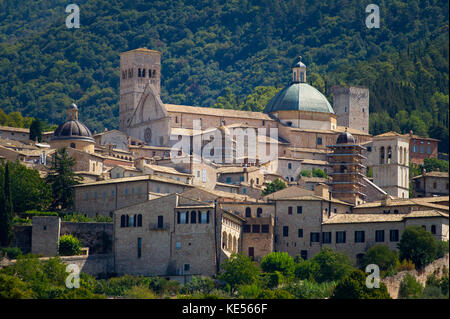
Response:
[119,48,161,133]
[369,132,410,199]
[332,86,369,133]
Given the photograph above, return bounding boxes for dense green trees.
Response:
[360,244,399,277]
[0,0,447,151]
[218,253,259,293]
[398,226,439,269]
[331,269,391,299]
[29,119,42,142]
[260,252,295,279]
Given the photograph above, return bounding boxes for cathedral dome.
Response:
[51,104,94,142]
[336,131,355,144]
[264,82,334,114]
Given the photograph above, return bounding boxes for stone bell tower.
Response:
[119,48,161,133]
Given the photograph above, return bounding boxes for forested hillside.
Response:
[0,0,448,150]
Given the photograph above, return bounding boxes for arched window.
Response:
[70,143,75,148]
[222,232,227,249]
[233,236,237,253]
[399,147,403,164]
[142,69,146,77]
[257,208,262,217]
[380,147,385,164]
[138,68,142,77]
[228,233,233,252]
[191,211,196,224]
[293,71,297,82]
[149,69,153,78]
[387,146,392,164]
[120,215,126,228]
[245,207,251,218]
[152,70,156,77]
[137,214,142,227]
[300,72,304,82]
[404,148,407,164]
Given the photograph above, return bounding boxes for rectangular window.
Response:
[200,211,209,224]
[336,231,346,244]
[288,207,293,215]
[261,224,269,233]
[202,169,207,182]
[420,145,424,153]
[226,177,231,183]
[252,225,260,233]
[355,231,365,243]
[297,206,302,214]
[137,238,142,258]
[180,212,187,224]
[427,146,431,154]
[390,229,399,242]
[243,224,251,233]
[176,241,181,250]
[184,264,190,271]
[298,229,303,238]
[317,137,322,145]
[240,176,244,182]
[283,226,289,237]
[322,232,331,244]
[375,230,385,242]
[300,250,308,260]
[157,216,163,229]
[310,232,320,243]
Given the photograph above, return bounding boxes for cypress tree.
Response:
[0,162,14,247]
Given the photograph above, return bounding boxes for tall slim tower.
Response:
[370,132,410,199]
[119,48,161,133]
[332,86,369,133]
[327,131,367,205]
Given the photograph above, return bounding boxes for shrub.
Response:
[13,217,31,225]
[218,253,260,292]
[420,285,447,299]
[294,259,320,281]
[260,271,284,289]
[285,280,336,299]
[396,259,415,272]
[398,226,438,269]
[332,269,391,299]
[300,170,312,177]
[260,252,295,279]
[58,235,82,256]
[0,273,34,298]
[182,276,215,295]
[312,168,327,178]
[23,210,58,218]
[398,273,423,299]
[360,244,399,277]
[1,247,23,259]
[96,275,150,297]
[310,248,353,283]
[124,285,157,299]
[147,277,181,295]
[435,241,449,259]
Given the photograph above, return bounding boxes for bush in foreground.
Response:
[58,234,82,256]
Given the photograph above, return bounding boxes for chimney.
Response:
[381,193,391,206]
[314,183,330,199]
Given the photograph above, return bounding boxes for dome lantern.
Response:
[292,56,306,83]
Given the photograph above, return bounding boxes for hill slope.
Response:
[0,0,448,150]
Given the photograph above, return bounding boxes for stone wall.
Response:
[12,225,32,253]
[60,222,113,255]
[381,254,449,299]
[31,216,61,257]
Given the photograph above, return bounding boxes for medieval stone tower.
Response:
[119,48,161,133]
[332,86,369,133]
[370,133,410,199]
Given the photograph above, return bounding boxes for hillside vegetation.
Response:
[0,0,448,150]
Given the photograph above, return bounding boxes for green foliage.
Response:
[284,280,336,299]
[29,118,42,142]
[332,269,391,299]
[61,212,112,223]
[0,161,13,247]
[45,148,83,210]
[398,273,423,299]
[294,259,320,281]
[261,178,286,196]
[398,226,438,269]
[312,168,327,178]
[237,283,292,299]
[95,275,150,297]
[436,241,449,259]
[423,158,449,173]
[360,245,400,277]
[0,161,52,213]
[182,276,215,295]
[23,210,58,217]
[0,273,33,299]
[58,234,81,256]
[308,248,353,283]
[124,285,157,299]
[260,252,295,279]
[300,170,312,178]
[218,253,260,292]
[1,247,22,259]
[259,271,284,289]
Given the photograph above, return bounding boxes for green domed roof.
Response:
[264,82,334,114]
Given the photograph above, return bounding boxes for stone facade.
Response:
[412,172,449,197]
[31,216,61,257]
[332,86,369,133]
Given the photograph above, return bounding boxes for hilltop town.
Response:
[0,49,448,298]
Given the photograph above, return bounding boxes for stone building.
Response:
[332,86,369,133]
[412,171,449,197]
[0,125,31,142]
